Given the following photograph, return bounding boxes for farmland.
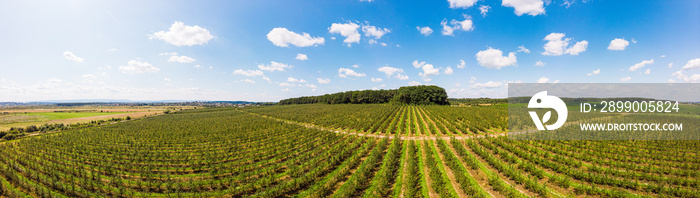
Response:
[0,104,697,197]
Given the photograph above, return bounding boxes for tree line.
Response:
[278,85,449,105]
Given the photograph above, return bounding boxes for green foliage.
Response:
[279,85,449,105]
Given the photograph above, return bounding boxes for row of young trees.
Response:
[279,85,449,105]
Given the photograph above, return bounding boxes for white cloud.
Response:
[413,60,426,68]
[338,68,366,78]
[167,55,196,63]
[258,61,292,72]
[502,0,546,16]
[82,74,96,79]
[472,81,503,88]
[668,63,674,68]
[369,39,378,45]
[119,60,159,74]
[644,69,651,75]
[241,79,255,83]
[63,51,84,63]
[457,59,466,69]
[608,38,630,51]
[480,5,491,17]
[408,81,422,86]
[668,79,676,83]
[262,76,272,83]
[470,77,477,83]
[352,64,360,68]
[305,84,317,89]
[534,60,546,66]
[619,76,632,82]
[448,0,478,8]
[233,69,264,77]
[371,78,383,82]
[681,58,700,70]
[329,22,361,46]
[444,67,454,74]
[395,74,409,80]
[475,48,517,69]
[628,59,654,71]
[412,60,440,81]
[266,28,325,47]
[194,65,203,68]
[148,21,213,46]
[377,66,404,77]
[542,33,588,56]
[417,26,433,36]
[660,54,666,58]
[441,16,474,36]
[296,53,308,61]
[537,77,550,83]
[672,71,700,83]
[381,43,387,46]
[287,77,307,83]
[282,88,291,92]
[317,78,331,84]
[631,38,637,43]
[362,25,390,39]
[587,69,600,76]
[159,52,178,56]
[278,82,295,87]
[518,45,531,53]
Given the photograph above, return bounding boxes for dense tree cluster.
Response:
[279,85,448,105]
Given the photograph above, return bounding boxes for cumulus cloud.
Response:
[119,60,159,74]
[241,79,255,83]
[412,60,440,81]
[587,69,600,76]
[502,0,546,16]
[266,28,325,47]
[258,61,292,72]
[148,21,213,46]
[457,59,466,69]
[278,82,295,87]
[408,81,422,86]
[448,0,478,8]
[542,33,588,56]
[317,78,331,84]
[296,53,308,61]
[362,25,390,39]
[287,77,307,83]
[444,67,454,74]
[534,61,546,66]
[672,71,700,83]
[480,5,491,17]
[518,45,531,53]
[329,22,361,46]
[628,59,654,71]
[329,22,390,46]
[644,69,651,75]
[167,55,196,63]
[441,16,473,36]
[681,58,700,70]
[233,69,264,77]
[608,38,630,50]
[63,51,84,63]
[472,81,503,88]
[159,52,178,56]
[338,68,366,78]
[417,26,433,36]
[619,76,631,82]
[475,48,517,69]
[536,77,559,83]
[371,78,383,82]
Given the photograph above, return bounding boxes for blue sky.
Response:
[0,0,698,102]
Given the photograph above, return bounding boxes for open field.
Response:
[0,104,697,197]
[0,106,196,131]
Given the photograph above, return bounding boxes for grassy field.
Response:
[0,104,696,197]
[0,106,193,131]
